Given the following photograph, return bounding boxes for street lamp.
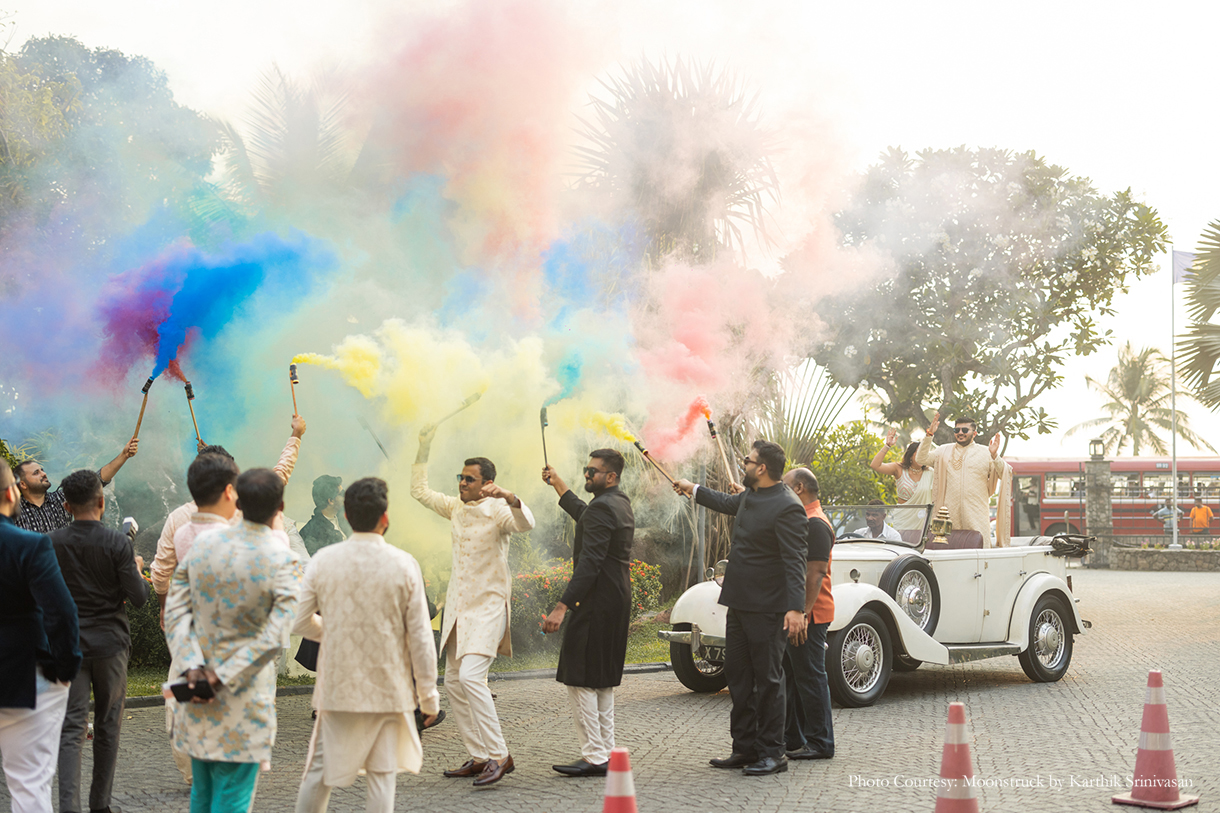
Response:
[1089,438,1104,460]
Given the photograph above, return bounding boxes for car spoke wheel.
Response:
[669,624,727,693]
[1017,595,1074,682]
[878,554,940,636]
[827,609,893,707]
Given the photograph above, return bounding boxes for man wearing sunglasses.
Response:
[411,424,535,787]
[673,441,808,777]
[540,451,635,778]
[915,412,1012,547]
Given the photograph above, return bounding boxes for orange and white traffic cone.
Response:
[934,702,979,813]
[1112,669,1199,810]
[603,747,638,813]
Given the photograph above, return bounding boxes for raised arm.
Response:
[481,482,536,533]
[692,484,744,516]
[558,489,588,522]
[410,424,457,519]
[870,429,902,477]
[99,438,139,484]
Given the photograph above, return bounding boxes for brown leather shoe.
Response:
[443,758,489,778]
[472,755,515,786]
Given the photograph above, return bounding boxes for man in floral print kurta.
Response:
[164,468,302,812]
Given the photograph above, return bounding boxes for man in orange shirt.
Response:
[779,468,834,760]
[1190,497,1213,535]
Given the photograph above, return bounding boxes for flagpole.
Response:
[1170,246,1181,550]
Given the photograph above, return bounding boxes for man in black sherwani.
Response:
[674,440,808,776]
[541,448,635,777]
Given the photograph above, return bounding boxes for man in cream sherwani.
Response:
[412,424,535,787]
[293,477,439,813]
[915,412,1013,548]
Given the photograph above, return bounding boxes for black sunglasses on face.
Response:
[584,467,607,478]
[456,475,478,484]
[740,456,760,467]
[953,428,973,434]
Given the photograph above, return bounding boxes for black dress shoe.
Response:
[553,759,609,776]
[786,745,833,760]
[709,752,757,769]
[743,756,789,776]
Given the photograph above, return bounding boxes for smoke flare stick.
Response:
[632,440,676,485]
[184,381,201,445]
[540,406,550,468]
[357,416,390,460]
[289,364,300,416]
[435,391,483,426]
[132,377,154,441]
[706,418,735,481]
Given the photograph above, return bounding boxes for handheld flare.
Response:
[540,406,550,469]
[435,390,484,426]
[184,382,201,446]
[133,377,154,441]
[289,364,300,416]
[706,417,735,481]
[632,439,676,485]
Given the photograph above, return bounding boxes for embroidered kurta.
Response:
[292,533,439,782]
[150,436,300,596]
[411,464,535,659]
[916,437,1012,547]
[164,520,302,765]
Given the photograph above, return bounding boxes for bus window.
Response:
[1111,473,1141,499]
[1191,473,1220,498]
[1044,474,1079,498]
[1143,473,1191,499]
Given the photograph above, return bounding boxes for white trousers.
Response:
[0,673,70,813]
[567,686,615,764]
[444,640,507,761]
[166,653,193,784]
[295,719,396,813]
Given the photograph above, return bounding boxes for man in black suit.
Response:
[0,460,81,812]
[541,449,635,777]
[50,470,150,813]
[674,440,807,776]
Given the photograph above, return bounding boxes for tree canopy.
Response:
[812,147,1167,443]
[1178,221,1220,406]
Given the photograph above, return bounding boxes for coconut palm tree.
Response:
[573,56,779,265]
[1065,343,1215,455]
[1178,221,1220,405]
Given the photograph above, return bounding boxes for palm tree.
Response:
[573,56,779,265]
[1065,343,1215,455]
[1179,221,1220,405]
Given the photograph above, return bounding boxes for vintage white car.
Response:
[657,504,1091,707]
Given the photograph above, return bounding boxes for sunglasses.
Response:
[583,467,608,478]
[953,428,973,434]
[739,456,761,467]
[456,474,479,485]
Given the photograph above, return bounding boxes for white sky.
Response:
[6,0,1218,458]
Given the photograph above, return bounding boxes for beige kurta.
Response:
[292,533,439,781]
[411,464,535,659]
[916,437,1013,547]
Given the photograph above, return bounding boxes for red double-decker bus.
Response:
[1007,457,1220,536]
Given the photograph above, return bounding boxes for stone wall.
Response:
[1112,548,1220,572]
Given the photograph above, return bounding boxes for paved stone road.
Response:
[4,568,1218,812]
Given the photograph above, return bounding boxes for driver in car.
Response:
[852,500,903,542]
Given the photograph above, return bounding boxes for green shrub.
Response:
[127,573,170,668]
[509,559,664,656]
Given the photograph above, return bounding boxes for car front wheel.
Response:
[1017,595,1074,682]
[827,609,893,707]
[669,624,728,693]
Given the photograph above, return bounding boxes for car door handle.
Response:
[974,572,982,579]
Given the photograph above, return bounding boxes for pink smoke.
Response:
[646,396,713,458]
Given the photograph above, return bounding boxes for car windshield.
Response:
[823,504,931,548]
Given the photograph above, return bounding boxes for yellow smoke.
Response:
[293,335,382,398]
[583,412,636,443]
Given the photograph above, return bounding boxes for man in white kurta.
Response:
[164,469,302,812]
[292,477,439,813]
[411,425,535,786]
[915,413,1013,548]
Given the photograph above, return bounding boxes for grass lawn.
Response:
[124,604,674,697]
